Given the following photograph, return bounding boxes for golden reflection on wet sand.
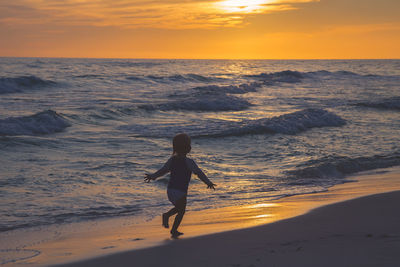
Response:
[3,167,400,266]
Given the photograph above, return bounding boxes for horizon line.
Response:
[1,56,399,61]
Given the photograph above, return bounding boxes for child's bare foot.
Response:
[170,230,184,238]
[162,213,169,228]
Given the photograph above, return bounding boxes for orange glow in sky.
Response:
[0,0,399,58]
[216,0,276,13]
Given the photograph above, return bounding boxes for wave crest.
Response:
[139,94,252,112]
[122,108,345,138]
[146,73,217,83]
[246,70,304,83]
[246,69,392,84]
[0,75,56,94]
[286,152,400,181]
[0,204,141,232]
[192,82,262,95]
[0,110,71,136]
[204,108,346,137]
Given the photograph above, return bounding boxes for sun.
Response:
[215,0,273,13]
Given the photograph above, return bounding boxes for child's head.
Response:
[173,133,191,156]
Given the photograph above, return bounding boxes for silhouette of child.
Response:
[145,133,216,238]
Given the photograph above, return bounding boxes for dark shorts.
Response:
[167,188,186,205]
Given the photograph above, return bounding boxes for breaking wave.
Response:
[355,96,400,110]
[139,94,252,111]
[286,152,400,181]
[122,108,346,138]
[0,204,141,232]
[140,82,262,112]
[247,70,305,83]
[0,75,57,94]
[246,70,393,84]
[0,110,71,136]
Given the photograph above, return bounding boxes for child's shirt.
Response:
[150,155,211,193]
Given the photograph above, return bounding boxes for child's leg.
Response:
[171,196,186,234]
[162,207,179,228]
[165,207,178,217]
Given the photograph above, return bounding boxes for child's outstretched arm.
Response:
[144,158,172,183]
[186,158,216,190]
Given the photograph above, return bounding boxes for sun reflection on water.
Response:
[250,203,278,219]
[251,203,279,208]
[254,214,273,218]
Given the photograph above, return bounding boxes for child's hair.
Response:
[173,133,191,156]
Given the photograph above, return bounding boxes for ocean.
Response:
[0,58,399,233]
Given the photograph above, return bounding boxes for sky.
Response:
[0,0,399,59]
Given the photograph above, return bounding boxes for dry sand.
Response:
[58,191,400,266]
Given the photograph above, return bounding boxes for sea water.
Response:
[0,58,399,233]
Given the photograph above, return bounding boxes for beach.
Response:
[1,59,399,266]
[1,167,398,266]
[57,173,400,267]
[2,1,399,265]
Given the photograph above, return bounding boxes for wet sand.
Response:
[2,167,400,266]
[59,190,400,267]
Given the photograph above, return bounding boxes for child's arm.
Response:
[186,158,216,190]
[144,158,172,183]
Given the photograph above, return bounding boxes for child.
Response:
[144,133,216,238]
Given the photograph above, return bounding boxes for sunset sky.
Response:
[1,0,399,59]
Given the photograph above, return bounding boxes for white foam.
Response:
[0,110,71,136]
[122,108,346,138]
[287,152,400,180]
[139,94,252,112]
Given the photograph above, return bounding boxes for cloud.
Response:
[325,23,400,35]
[0,0,318,29]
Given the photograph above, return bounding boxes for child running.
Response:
[144,133,216,238]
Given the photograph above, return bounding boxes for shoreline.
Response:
[2,167,400,266]
[59,189,400,267]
